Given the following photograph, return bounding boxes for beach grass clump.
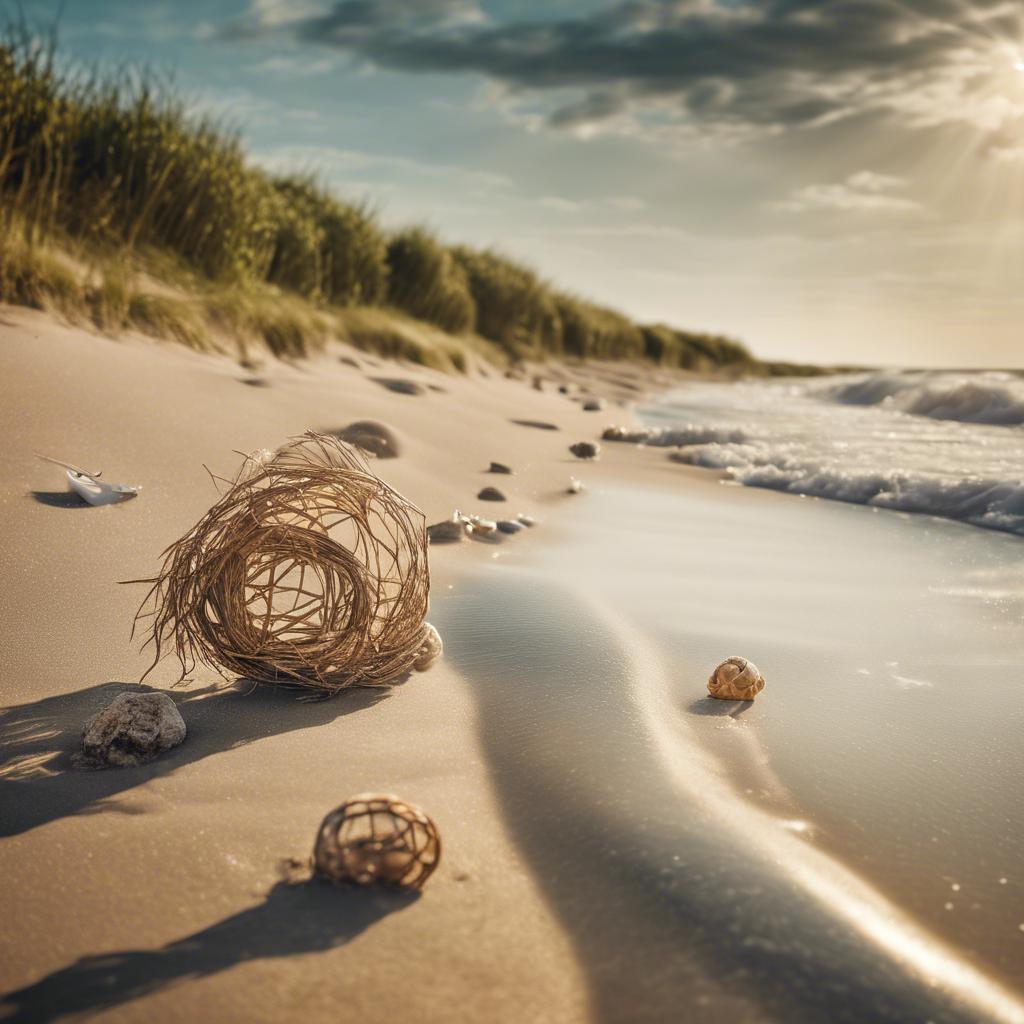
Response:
[556,294,645,361]
[385,228,475,334]
[0,21,794,374]
[451,247,562,358]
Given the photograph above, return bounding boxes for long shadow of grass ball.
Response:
[707,656,765,701]
[132,432,430,694]
[314,793,441,889]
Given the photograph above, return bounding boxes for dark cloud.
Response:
[224,0,1024,140]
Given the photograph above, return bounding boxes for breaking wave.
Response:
[633,371,1024,536]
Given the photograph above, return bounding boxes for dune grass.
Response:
[0,22,776,374]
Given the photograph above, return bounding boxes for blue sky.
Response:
[20,0,1024,366]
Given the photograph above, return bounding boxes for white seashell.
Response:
[567,477,584,494]
[707,656,766,701]
[413,622,443,671]
[67,470,140,506]
[468,515,498,535]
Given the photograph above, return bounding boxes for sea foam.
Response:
[632,371,1024,536]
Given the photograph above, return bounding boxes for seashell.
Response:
[516,513,536,527]
[468,515,498,535]
[567,477,584,494]
[707,656,766,701]
[314,793,441,890]
[413,622,443,671]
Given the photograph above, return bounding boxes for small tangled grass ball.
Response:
[707,656,766,701]
[131,432,430,694]
[314,793,441,890]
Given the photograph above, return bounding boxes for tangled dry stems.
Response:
[130,432,430,694]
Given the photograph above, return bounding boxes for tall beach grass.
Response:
[0,23,771,373]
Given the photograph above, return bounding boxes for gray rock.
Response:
[82,691,186,767]
[428,519,466,544]
[582,399,605,412]
[496,520,524,535]
[569,441,601,460]
[488,461,512,474]
[478,486,506,501]
[333,420,401,459]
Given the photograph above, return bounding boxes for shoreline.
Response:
[1,307,1020,1023]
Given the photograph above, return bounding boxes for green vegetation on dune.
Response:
[0,25,788,373]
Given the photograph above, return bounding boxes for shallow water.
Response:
[437,476,1024,1021]
[622,370,1024,535]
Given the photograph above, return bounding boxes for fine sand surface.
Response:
[1,308,1022,1024]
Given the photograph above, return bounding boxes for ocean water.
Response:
[613,370,1024,535]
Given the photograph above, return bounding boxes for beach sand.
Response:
[1,308,1022,1023]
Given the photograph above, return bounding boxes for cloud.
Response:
[249,55,336,75]
[539,194,648,213]
[771,171,921,214]
[220,0,1024,144]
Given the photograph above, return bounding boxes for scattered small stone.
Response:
[428,519,466,544]
[558,384,570,394]
[81,691,186,767]
[478,486,506,501]
[488,461,513,474]
[333,420,402,459]
[582,399,605,412]
[567,477,584,494]
[496,519,524,534]
[374,377,426,396]
[511,419,559,431]
[516,513,537,527]
[569,441,601,460]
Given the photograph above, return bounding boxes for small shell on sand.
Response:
[468,515,498,535]
[413,622,443,671]
[569,441,600,460]
[707,656,766,701]
[567,477,584,494]
[496,519,523,534]
[516,513,537,527]
[488,461,512,474]
[478,486,506,501]
[81,691,186,767]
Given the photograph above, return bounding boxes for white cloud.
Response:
[771,172,921,215]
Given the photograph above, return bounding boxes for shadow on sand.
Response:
[0,881,416,1024]
[686,695,754,719]
[29,490,88,509]
[0,680,387,838]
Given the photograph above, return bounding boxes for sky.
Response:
[21,0,1024,366]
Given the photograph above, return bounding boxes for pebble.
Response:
[478,486,507,501]
[569,441,600,460]
[81,691,186,767]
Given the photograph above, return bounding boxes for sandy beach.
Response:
[1,309,1022,1023]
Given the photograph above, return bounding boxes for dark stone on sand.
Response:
[583,399,605,412]
[374,377,426,396]
[428,519,466,544]
[478,486,506,502]
[569,441,600,460]
[81,691,186,767]
[496,520,524,534]
[332,420,401,459]
[558,385,570,394]
[488,461,512,474]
